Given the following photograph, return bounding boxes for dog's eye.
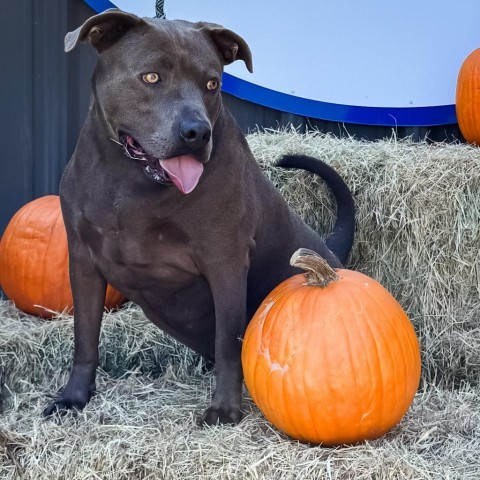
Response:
[142,73,160,84]
[206,79,219,91]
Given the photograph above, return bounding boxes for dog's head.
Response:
[65,10,252,193]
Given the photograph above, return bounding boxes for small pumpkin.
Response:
[0,195,125,318]
[242,248,421,446]
[456,48,480,144]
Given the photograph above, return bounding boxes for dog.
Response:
[43,9,355,425]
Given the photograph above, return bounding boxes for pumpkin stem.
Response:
[290,248,340,287]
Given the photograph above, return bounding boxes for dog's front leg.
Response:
[200,263,249,426]
[43,242,107,416]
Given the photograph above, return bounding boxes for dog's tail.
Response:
[275,154,355,265]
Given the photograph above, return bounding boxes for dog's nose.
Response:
[180,120,211,149]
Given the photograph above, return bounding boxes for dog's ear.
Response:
[200,23,253,73]
[65,9,147,53]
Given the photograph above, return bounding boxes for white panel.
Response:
[105,0,480,108]
[165,0,480,108]
[113,0,155,18]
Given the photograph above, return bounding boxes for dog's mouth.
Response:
[113,134,204,194]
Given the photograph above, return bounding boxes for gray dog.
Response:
[43,9,355,425]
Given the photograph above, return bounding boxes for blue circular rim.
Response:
[84,0,117,13]
[222,73,457,127]
[83,0,458,127]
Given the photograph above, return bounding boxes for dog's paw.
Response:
[43,389,93,417]
[43,399,81,417]
[198,405,243,426]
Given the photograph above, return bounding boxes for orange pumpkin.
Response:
[0,195,125,318]
[242,248,421,445]
[456,48,480,144]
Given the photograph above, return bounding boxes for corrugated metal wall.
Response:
[0,0,96,237]
[0,0,463,238]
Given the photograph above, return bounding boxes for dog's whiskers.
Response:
[109,137,123,146]
[109,137,147,161]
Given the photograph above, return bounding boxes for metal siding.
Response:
[0,1,34,233]
[32,1,68,198]
[0,0,95,237]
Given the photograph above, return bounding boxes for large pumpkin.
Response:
[456,48,480,144]
[0,195,125,318]
[242,248,421,446]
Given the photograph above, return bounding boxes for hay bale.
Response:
[247,129,480,387]
[1,130,479,479]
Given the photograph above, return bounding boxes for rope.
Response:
[155,0,166,19]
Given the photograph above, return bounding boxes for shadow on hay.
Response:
[0,303,210,412]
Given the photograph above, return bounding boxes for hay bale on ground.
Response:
[249,130,480,387]
[0,131,479,479]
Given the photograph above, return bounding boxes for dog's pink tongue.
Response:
[160,156,204,194]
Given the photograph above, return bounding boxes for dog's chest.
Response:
[78,203,201,288]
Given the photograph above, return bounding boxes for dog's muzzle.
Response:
[113,134,204,194]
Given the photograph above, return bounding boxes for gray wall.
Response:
[0,0,463,238]
[0,0,96,237]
